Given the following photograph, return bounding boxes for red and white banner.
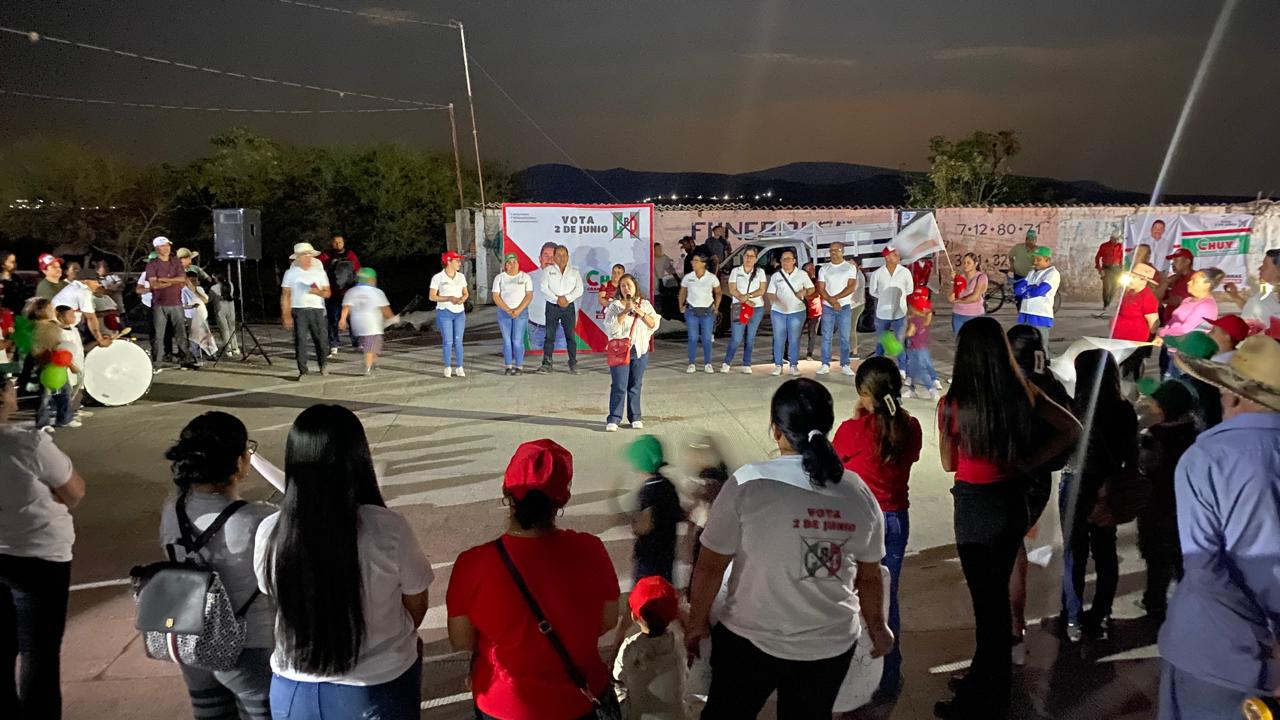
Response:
[1173,214,1252,286]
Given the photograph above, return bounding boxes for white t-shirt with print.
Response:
[254,504,433,686]
[430,270,468,314]
[728,266,766,308]
[491,271,533,312]
[767,268,815,314]
[681,270,718,309]
[818,261,860,308]
[51,280,96,315]
[0,426,76,562]
[281,264,330,310]
[342,285,391,337]
[699,455,885,661]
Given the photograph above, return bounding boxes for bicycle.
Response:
[983,270,1015,314]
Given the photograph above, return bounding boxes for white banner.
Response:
[1173,213,1253,286]
[502,203,654,353]
[1123,212,1180,265]
[891,212,945,264]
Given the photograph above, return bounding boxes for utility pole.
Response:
[453,21,486,209]
[447,104,465,212]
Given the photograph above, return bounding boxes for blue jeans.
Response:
[952,313,979,336]
[0,555,71,720]
[1058,473,1083,625]
[902,347,937,390]
[873,316,906,366]
[685,309,714,365]
[269,657,420,720]
[819,304,853,366]
[37,386,71,428]
[880,510,909,693]
[607,348,649,424]
[724,305,763,366]
[770,311,804,368]
[437,311,465,367]
[497,309,528,368]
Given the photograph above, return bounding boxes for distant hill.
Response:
[511,162,1253,206]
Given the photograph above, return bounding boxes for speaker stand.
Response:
[213,259,271,366]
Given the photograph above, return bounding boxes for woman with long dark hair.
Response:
[687,378,892,719]
[832,357,922,699]
[935,317,1079,718]
[161,412,276,720]
[446,439,621,720]
[254,405,432,720]
[1059,349,1138,643]
[604,273,660,432]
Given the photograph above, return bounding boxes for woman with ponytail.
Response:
[686,378,892,719]
[160,411,277,720]
[832,357,922,699]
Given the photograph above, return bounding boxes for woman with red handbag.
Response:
[722,247,766,373]
[603,274,660,433]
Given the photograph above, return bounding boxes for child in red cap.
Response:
[903,290,940,400]
[613,575,688,719]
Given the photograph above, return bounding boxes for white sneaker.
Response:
[686,364,697,374]
[443,366,453,378]
[328,348,338,358]
[39,425,55,434]
[76,410,95,418]
[62,419,83,428]
[720,363,731,373]
[704,364,714,374]
[817,364,830,375]
[789,365,800,376]
[929,388,941,401]
[934,379,944,390]
[900,369,907,380]
[742,366,753,374]
[771,365,783,376]
[903,387,916,399]
[841,365,854,376]
[631,421,645,430]
[455,367,466,378]
[605,422,619,432]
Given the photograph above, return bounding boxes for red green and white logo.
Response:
[1181,227,1250,257]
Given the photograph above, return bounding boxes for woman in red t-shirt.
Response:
[933,317,1079,719]
[1111,262,1160,383]
[446,440,621,720]
[831,356,921,699]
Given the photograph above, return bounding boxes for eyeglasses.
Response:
[247,439,259,456]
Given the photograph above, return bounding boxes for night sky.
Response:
[2,1,1278,196]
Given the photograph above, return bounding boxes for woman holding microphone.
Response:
[604,274,660,433]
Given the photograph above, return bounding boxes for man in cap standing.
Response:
[1095,231,1126,316]
[34,254,67,301]
[279,242,331,379]
[1014,246,1060,347]
[1157,335,1280,719]
[1008,228,1040,282]
[142,237,196,370]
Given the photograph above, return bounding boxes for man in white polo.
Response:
[816,242,861,376]
[536,245,584,374]
[280,242,331,379]
[868,247,914,365]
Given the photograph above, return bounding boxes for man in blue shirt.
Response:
[1158,335,1280,719]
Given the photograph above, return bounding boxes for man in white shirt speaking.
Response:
[536,245,584,374]
[279,242,331,379]
[816,242,860,376]
[868,247,914,365]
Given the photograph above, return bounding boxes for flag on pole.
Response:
[891,213,946,264]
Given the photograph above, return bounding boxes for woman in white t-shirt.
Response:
[254,404,432,720]
[604,274,660,432]
[679,253,722,374]
[161,411,280,720]
[490,253,534,375]
[722,247,767,373]
[686,378,891,719]
[429,251,470,378]
[0,377,86,718]
[766,249,815,377]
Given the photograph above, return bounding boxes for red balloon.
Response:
[0,308,13,333]
[51,349,74,368]
[952,274,967,297]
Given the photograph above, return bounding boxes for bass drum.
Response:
[84,340,153,406]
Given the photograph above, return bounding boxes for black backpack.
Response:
[331,257,357,291]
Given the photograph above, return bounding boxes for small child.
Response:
[902,290,939,400]
[625,435,683,584]
[183,273,217,363]
[613,576,688,720]
[339,267,396,375]
[36,305,82,431]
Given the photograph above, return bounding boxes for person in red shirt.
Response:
[318,234,361,355]
[446,440,621,720]
[909,255,934,295]
[1112,262,1160,382]
[831,356,921,699]
[1094,232,1125,315]
[1157,248,1195,319]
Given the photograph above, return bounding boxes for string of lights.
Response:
[0,88,443,114]
[267,0,457,30]
[0,25,449,109]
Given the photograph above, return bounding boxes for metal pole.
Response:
[454,21,486,209]
[447,104,466,213]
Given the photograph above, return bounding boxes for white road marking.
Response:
[70,578,132,592]
[421,692,472,710]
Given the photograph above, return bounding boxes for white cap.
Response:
[152,236,172,248]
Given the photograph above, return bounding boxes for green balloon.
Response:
[12,316,32,334]
[39,364,68,391]
[881,331,904,357]
[1136,377,1160,397]
[12,328,33,355]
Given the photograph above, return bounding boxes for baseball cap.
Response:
[1164,330,1217,359]
[442,251,464,265]
[881,246,898,258]
[907,290,932,312]
[37,253,61,272]
[1208,314,1250,345]
[1031,246,1052,258]
[357,267,377,282]
[628,576,680,626]
[1026,228,1038,238]
[1150,379,1198,420]
[1166,248,1193,261]
[152,236,171,248]
[503,439,573,507]
[625,435,665,474]
[503,252,518,263]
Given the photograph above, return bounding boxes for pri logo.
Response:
[612,211,640,240]
[800,537,847,581]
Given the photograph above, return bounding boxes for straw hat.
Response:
[289,242,319,260]
[1175,335,1280,411]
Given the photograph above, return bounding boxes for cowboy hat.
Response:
[1175,335,1280,411]
[289,242,319,260]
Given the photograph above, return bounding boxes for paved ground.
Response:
[27,302,1165,719]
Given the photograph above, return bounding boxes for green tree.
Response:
[907,130,1022,207]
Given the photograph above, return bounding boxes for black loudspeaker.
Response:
[213,209,262,261]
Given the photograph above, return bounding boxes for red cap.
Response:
[503,439,573,507]
[1208,314,1250,344]
[37,253,61,272]
[881,246,897,258]
[441,251,464,266]
[1166,248,1193,261]
[907,290,932,312]
[628,576,680,625]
